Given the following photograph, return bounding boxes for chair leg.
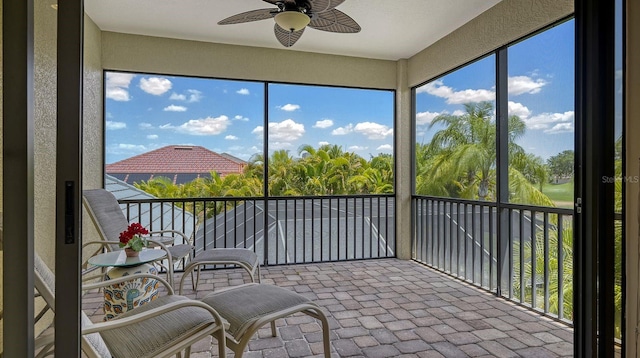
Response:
[307,307,331,358]
[256,265,262,283]
[194,265,202,291]
[217,331,227,358]
[270,320,277,337]
[190,265,196,291]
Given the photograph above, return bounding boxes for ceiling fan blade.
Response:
[218,8,276,25]
[274,24,305,47]
[309,0,345,13]
[308,9,360,33]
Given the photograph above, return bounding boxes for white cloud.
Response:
[416,80,494,104]
[169,92,186,101]
[161,115,231,136]
[332,124,354,135]
[225,135,239,140]
[228,145,244,151]
[139,122,153,129]
[234,115,249,121]
[508,101,532,119]
[524,111,574,132]
[354,122,393,140]
[105,121,126,130]
[349,145,368,151]
[313,119,334,128]
[416,111,441,125]
[139,77,172,95]
[186,89,203,102]
[279,104,300,112]
[146,134,158,140]
[377,144,393,151]
[237,88,250,95]
[545,122,574,134]
[118,143,146,151]
[169,90,203,102]
[252,119,305,141]
[318,141,330,146]
[508,76,547,96]
[105,72,135,101]
[269,142,294,150]
[452,110,465,116]
[163,104,187,112]
[416,75,546,105]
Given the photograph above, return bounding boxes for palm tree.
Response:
[134,176,180,198]
[418,101,553,206]
[512,219,574,320]
[268,150,296,195]
[426,102,499,200]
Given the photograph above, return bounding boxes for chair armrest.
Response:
[146,239,174,270]
[82,240,120,250]
[148,229,191,245]
[81,299,228,334]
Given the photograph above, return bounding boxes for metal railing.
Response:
[412,195,574,324]
[119,195,396,267]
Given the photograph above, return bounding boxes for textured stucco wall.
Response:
[83,14,103,190]
[32,0,58,337]
[101,32,397,90]
[82,14,104,252]
[407,0,574,87]
[34,0,58,268]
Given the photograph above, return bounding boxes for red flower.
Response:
[119,223,149,249]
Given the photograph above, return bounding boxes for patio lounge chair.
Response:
[179,282,332,358]
[33,253,228,358]
[82,188,260,287]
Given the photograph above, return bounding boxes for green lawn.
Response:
[542,181,574,208]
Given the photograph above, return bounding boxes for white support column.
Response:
[395,59,412,260]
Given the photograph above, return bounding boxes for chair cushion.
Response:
[100,295,216,358]
[192,248,258,267]
[167,244,193,261]
[83,189,129,250]
[200,284,309,339]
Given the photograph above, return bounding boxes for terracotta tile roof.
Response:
[106,145,246,176]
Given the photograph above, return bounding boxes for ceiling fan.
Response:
[218,0,361,47]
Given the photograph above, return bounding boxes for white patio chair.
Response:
[83,188,261,288]
[33,253,228,358]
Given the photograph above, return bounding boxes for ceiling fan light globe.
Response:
[275,11,310,32]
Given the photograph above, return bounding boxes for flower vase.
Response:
[125,248,140,257]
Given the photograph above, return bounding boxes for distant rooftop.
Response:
[106,145,246,184]
[105,174,196,240]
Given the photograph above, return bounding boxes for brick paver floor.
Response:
[83,259,574,357]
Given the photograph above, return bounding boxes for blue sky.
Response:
[105,74,394,164]
[416,19,576,161]
[106,18,622,166]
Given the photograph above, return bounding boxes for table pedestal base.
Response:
[103,263,160,320]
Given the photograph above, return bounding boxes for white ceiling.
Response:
[84,0,502,61]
